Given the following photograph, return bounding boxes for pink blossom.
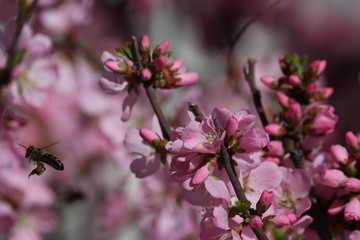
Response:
[260,76,278,88]
[276,91,289,108]
[287,101,302,124]
[344,198,360,221]
[175,72,199,86]
[238,128,269,153]
[310,60,327,77]
[328,199,344,215]
[307,106,338,135]
[349,230,360,240]
[153,56,168,72]
[256,190,274,213]
[141,68,152,81]
[265,124,286,137]
[139,128,160,144]
[320,169,348,188]
[330,144,348,164]
[344,178,360,192]
[288,75,301,86]
[191,162,213,185]
[267,140,284,157]
[140,34,151,49]
[153,40,170,57]
[249,216,263,229]
[346,131,359,148]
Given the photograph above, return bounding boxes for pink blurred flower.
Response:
[344,198,360,221]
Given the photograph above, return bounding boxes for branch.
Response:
[132,36,171,140]
[243,59,269,127]
[226,0,281,91]
[0,0,39,88]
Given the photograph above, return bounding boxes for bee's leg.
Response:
[28,162,46,178]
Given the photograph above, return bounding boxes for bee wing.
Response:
[40,153,64,170]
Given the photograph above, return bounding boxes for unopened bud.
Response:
[175,72,199,87]
[265,124,286,137]
[344,198,360,221]
[225,116,238,137]
[250,216,263,229]
[191,162,212,185]
[153,56,167,72]
[170,60,184,71]
[105,60,123,72]
[328,199,344,215]
[267,141,284,157]
[306,83,317,95]
[346,131,359,148]
[139,129,160,144]
[140,68,152,81]
[260,76,278,88]
[276,92,289,108]
[310,60,327,77]
[288,75,301,86]
[140,34,150,49]
[344,178,360,192]
[320,169,348,188]
[256,190,274,214]
[287,101,302,124]
[329,144,348,164]
[153,40,169,57]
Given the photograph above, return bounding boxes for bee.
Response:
[19,143,64,177]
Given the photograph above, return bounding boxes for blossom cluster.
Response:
[0,1,360,240]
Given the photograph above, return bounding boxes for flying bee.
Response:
[19,143,64,178]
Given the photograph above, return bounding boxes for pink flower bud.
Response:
[250,216,263,229]
[320,169,348,188]
[154,40,169,57]
[267,140,284,157]
[310,60,327,77]
[140,68,152,81]
[328,199,344,215]
[225,116,238,137]
[175,72,199,87]
[140,34,151,49]
[265,124,286,137]
[344,198,360,221]
[272,215,290,228]
[344,178,360,192]
[139,129,160,144]
[276,92,289,108]
[346,131,359,148]
[105,60,122,72]
[257,190,274,213]
[260,76,278,88]
[286,212,298,225]
[330,145,348,164]
[306,83,317,95]
[153,56,167,72]
[315,87,334,100]
[170,60,184,71]
[309,109,338,135]
[288,75,301,86]
[287,101,302,124]
[191,162,212,185]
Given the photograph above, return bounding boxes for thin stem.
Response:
[0,0,39,88]
[243,59,269,127]
[226,0,281,91]
[144,86,171,141]
[132,36,171,140]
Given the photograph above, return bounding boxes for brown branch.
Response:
[243,59,269,127]
[0,0,39,88]
[226,0,281,91]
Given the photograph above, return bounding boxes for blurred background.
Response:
[0,0,359,239]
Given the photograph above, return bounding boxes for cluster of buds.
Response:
[103,35,199,89]
[320,131,360,221]
[261,54,338,165]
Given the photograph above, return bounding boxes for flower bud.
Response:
[308,109,338,135]
[267,141,284,157]
[225,116,238,137]
[260,76,278,88]
[191,162,212,185]
[288,75,301,86]
[175,72,199,87]
[250,216,263,229]
[286,212,298,225]
[139,129,160,144]
[314,87,334,101]
[329,144,348,164]
[287,101,302,124]
[153,40,169,57]
[276,92,289,108]
[344,198,360,221]
[170,60,184,71]
[265,124,286,137]
[256,190,274,213]
[310,60,327,77]
[105,60,122,72]
[344,178,360,192]
[153,56,167,72]
[306,83,317,96]
[140,68,152,81]
[320,169,348,188]
[272,215,290,228]
[140,34,150,49]
[346,131,359,148]
[328,199,344,215]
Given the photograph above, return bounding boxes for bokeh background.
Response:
[0,0,359,239]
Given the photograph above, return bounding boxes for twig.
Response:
[132,36,171,140]
[243,59,269,127]
[226,0,281,91]
[0,0,39,88]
